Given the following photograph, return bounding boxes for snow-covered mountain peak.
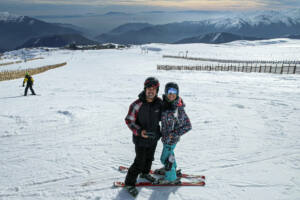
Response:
[199,10,300,29]
[210,17,246,29]
[247,13,296,26]
[282,8,300,19]
[0,12,24,23]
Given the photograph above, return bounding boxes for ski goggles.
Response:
[167,88,178,94]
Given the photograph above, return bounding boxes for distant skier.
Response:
[156,82,192,184]
[22,72,36,96]
[124,77,162,197]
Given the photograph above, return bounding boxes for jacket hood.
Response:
[138,91,146,102]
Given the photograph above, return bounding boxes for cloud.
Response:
[125,0,266,10]
[1,0,300,11]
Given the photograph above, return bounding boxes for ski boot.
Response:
[154,167,182,177]
[124,185,139,198]
[139,173,156,182]
[154,167,165,175]
[154,177,181,185]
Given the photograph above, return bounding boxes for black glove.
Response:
[145,131,156,140]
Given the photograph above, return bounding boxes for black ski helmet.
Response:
[144,77,160,92]
[164,82,179,96]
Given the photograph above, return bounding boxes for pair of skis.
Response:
[114,166,205,187]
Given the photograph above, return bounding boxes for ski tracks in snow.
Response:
[1,45,300,199]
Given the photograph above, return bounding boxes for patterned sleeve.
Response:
[160,112,168,136]
[174,107,192,136]
[125,100,143,136]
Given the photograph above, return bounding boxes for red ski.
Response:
[114,181,205,187]
[118,166,205,180]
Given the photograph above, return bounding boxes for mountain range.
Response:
[1,9,300,52]
[17,34,98,49]
[174,32,263,44]
[0,12,80,51]
[95,9,300,44]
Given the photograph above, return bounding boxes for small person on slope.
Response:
[22,72,36,96]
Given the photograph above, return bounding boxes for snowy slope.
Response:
[0,48,68,72]
[0,39,300,200]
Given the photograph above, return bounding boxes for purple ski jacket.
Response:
[161,96,192,145]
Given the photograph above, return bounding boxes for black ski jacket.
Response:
[23,75,34,86]
[125,91,162,147]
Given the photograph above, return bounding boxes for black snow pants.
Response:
[124,142,157,186]
[24,84,36,96]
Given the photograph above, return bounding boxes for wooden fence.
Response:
[0,62,67,82]
[0,57,44,67]
[157,64,300,74]
[163,55,300,65]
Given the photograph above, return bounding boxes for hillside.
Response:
[0,12,80,51]
[174,32,263,44]
[18,34,98,48]
[1,39,300,199]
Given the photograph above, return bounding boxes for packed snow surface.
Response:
[0,39,300,200]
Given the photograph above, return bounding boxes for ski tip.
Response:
[119,166,127,171]
[113,181,125,187]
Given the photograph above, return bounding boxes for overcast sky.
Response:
[1,0,300,16]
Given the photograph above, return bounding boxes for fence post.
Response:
[259,65,262,73]
[293,65,296,74]
[264,64,267,73]
[280,64,284,74]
